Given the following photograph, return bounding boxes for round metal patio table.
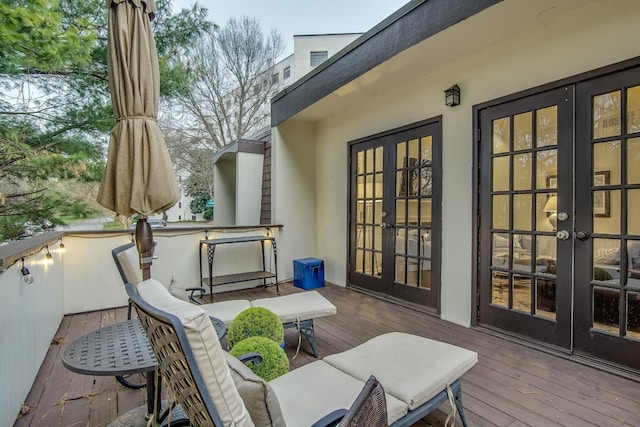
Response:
[62,317,226,421]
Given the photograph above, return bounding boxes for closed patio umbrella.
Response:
[98,0,180,281]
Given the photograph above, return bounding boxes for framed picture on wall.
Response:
[546,172,610,218]
[593,170,610,217]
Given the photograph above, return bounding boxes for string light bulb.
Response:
[21,257,34,284]
[45,246,53,265]
[59,241,66,253]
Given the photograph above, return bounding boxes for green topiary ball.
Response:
[227,307,284,349]
[229,336,289,381]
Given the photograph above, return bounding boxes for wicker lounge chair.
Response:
[127,278,478,426]
[112,243,337,357]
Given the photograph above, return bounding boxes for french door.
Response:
[478,66,640,371]
[348,119,441,311]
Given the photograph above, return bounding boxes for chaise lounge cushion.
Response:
[137,279,253,426]
[199,300,253,325]
[268,360,408,426]
[224,352,285,426]
[252,291,337,324]
[323,332,478,410]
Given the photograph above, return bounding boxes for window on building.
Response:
[310,51,328,67]
[283,66,291,79]
[272,72,279,83]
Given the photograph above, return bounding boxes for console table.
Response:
[199,235,279,302]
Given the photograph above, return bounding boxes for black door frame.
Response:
[472,56,640,372]
[347,117,442,312]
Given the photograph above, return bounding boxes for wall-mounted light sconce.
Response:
[444,84,461,107]
[21,258,34,284]
[58,241,66,253]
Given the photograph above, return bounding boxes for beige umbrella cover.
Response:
[99,0,180,290]
[97,0,180,218]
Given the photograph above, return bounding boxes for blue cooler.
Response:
[293,258,325,290]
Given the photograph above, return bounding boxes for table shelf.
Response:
[199,235,279,302]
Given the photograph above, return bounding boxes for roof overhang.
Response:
[271,0,501,126]
[271,0,595,126]
[212,139,265,165]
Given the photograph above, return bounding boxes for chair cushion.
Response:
[323,332,478,410]
[115,245,143,285]
[251,291,337,324]
[224,352,285,427]
[136,279,253,427]
[269,360,407,426]
[167,276,190,302]
[199,300,253,325]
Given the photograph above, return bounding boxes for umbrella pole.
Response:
[135,218,154,280]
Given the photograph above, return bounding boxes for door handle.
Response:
[556,230,570,240]
[575,231,590,241]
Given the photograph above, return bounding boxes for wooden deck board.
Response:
[13,281,640,426]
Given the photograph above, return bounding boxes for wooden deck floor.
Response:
[14,282,640,426]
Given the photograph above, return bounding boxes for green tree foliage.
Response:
[0,0,210,240]
[189,192,212,220]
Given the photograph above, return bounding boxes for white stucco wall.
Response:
[0,243,64,427]
[213,158,237,226]
[273,0,640,326]
[235,152,264,226]
[271,122,317,281]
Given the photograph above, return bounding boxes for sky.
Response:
[171,0,410,57]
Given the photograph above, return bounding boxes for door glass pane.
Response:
[493,195,509,229]
[513,276,532,313]
[513,153,532,191]
[537,193,556,232]
[408,138,419,165]
[536,277,556,320]
[395,256,405,283]
[408,200,418,225]
[628,292,640,339]
[374,226,382,252]
[356,175,365,199]
[492,117,510,154]
[627,85,640,133]
[396,200,406,224]
[357,151,364,174]
[373,253,382,276]
[375,147,383,172]
[513,194,531,231]
[626,241,640,282]
[537,235,557,270]
[395,228,406,255]
[536,149,557,189]
[396,141,406,168]
[491,271,508,307]
[513,112,532,151]
[420,199,432,226]
[420,164,432,196]
[421,136,432,161]
[364,250,372,275]
[593,189,617,234]
[593,90,621,139]
[592,238,619,281]
[593,287,620,334]
[365,149,374,173]
[536,106,558,147]
[628,189,640,235]
[355,248,363,273]
[493,156,509,191]
[365,174,374,198]
[593,142,620,185]
[628,138,640,184]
